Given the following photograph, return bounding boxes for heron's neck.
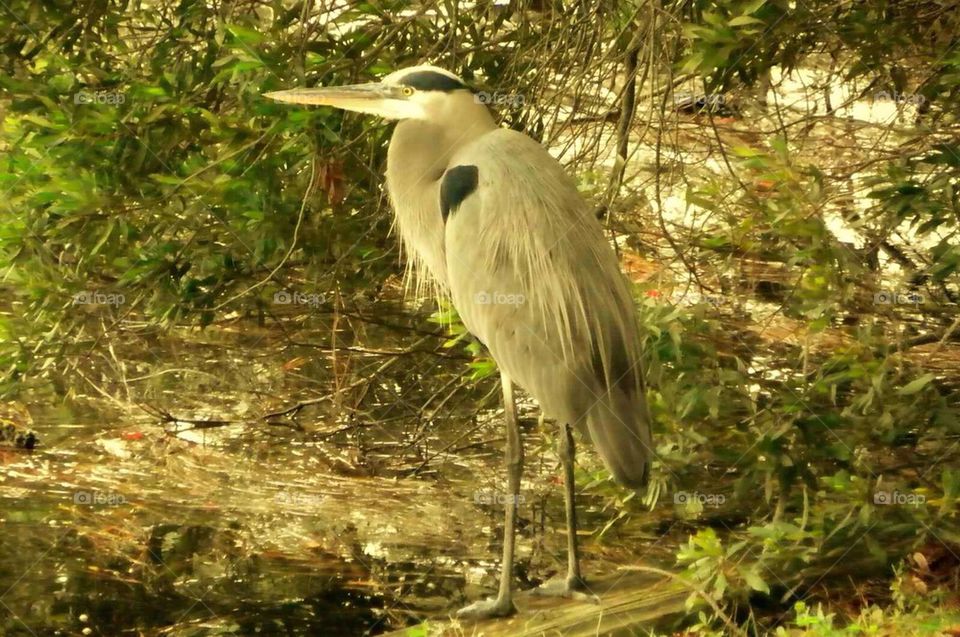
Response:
[386,113,495,294]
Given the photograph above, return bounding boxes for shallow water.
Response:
[0,305,674,636]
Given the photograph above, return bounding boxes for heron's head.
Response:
[264,65,482,122]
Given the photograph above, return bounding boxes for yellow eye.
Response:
[402,86,415,97]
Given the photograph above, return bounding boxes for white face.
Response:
[371,65,471,120]
[376,82,464,121]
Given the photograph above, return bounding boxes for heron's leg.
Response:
[559,422,586,589]
[534,422,595,599]
[456,373,522,619]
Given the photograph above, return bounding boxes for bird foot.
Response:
[455,596,516,620]
[532,576,599,602]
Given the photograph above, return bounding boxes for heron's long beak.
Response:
[264,83,387,106]
[264,83,422,120]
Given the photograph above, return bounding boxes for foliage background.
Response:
[2,0,959,634]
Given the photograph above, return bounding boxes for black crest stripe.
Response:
[400,71,467,92]
[440,165,479,222]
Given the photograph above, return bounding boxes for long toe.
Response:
[455,596,516,620]
[532,577,600,603]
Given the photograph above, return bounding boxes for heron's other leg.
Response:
[456,373,522,619]
[534,422,595,599]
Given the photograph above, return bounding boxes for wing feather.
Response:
[443,129,652,487]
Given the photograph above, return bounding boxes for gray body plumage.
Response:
[386,95,652,488]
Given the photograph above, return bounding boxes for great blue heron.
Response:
[265,65,653,619]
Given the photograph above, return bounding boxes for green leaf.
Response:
[469,358,497,380]
[897,373,935,396]
[729,15,764,27]
[732,145,764,158]
[90,221,115,257]
[401,624,430,637]
[22,115,60,129]
[150,174,183,186]
[743,567,770,593]
[225,24,265,45]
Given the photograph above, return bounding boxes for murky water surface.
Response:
[0,305,676,636]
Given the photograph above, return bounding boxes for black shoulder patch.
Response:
[440,165,479,222]
[400,71,467,92]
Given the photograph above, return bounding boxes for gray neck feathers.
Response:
[385,105,495,297]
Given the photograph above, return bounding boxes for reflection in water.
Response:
[0,308,666,635]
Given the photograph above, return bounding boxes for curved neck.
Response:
[390,97,497,186]
[385,101,496,292]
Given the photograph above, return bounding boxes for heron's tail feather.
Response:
[584,389,652,489]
